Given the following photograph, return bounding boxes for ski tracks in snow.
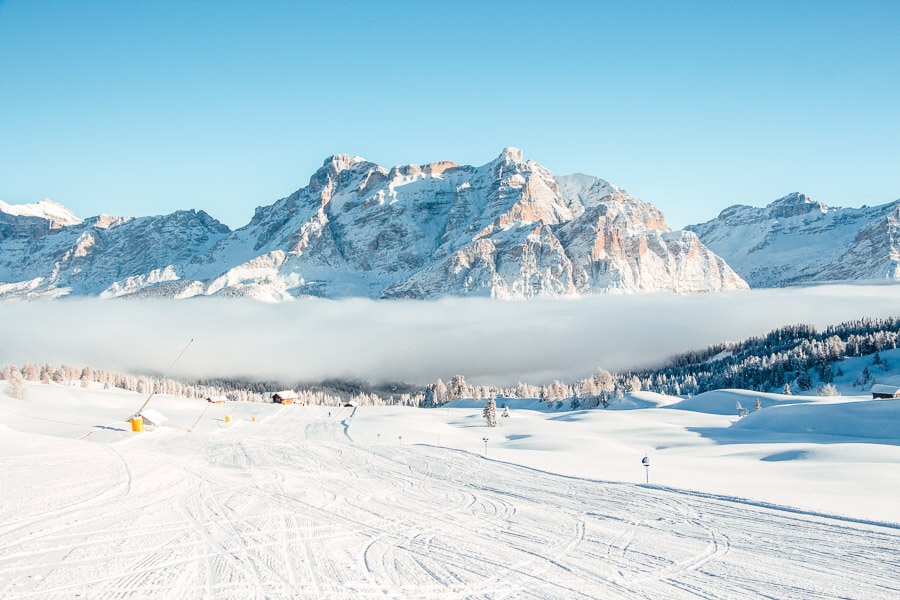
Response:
[1,406,898,599]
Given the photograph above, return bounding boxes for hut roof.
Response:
[871,384,900,396]
[140,408,168,426]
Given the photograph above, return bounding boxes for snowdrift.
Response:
[732,398,900,442]
[668,389,814,415]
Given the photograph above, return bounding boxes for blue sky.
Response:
[1,0,898,229]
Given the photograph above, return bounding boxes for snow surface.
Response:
[0,198,81,226]
[1,382,898,598]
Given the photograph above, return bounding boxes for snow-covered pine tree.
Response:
[433,378,447,405]
[5,368,26,400]
[22,363,39,381]
[796,370,812,391]
[483,397,498,428]
[817,383,839,396]
[1,364,19,381]
[447,375,469,401]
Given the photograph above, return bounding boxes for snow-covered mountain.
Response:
[0,209,230,299]
[0,148,747,300]
[687,193,900,287]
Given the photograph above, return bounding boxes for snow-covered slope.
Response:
[687,193,900,287]
[1,381,898,598]
[0,198,82,244]
[0,149,747,300]
[0,198,81,225]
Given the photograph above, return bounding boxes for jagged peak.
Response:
[85,214,132,229]
[497,146,524,165]
[387,160,459,180]
[306,153,376,193]
[767,192,828,219]
[769,192,817,207]
[322,153,369,172]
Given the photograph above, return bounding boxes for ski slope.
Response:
[1,385,899,599]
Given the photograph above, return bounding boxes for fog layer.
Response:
[2,285,899,386]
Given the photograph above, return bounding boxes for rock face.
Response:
[687,193,900,287]
[0,149,747,300]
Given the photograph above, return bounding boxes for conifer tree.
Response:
[483,397,498,428]
[5,368,26,400]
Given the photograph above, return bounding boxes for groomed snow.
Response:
[1,382,898,599]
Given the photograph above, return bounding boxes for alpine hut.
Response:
[272,390,299,405]
[871,384,900,399]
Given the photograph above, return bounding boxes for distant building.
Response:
[870,384,900,399]
[272,390,298,404]
[206,396,226,404]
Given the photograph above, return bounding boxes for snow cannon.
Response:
[130,416,144,433]
[130,409,167,433]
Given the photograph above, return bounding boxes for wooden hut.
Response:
[871,384,900,399]
[272,390,298,404]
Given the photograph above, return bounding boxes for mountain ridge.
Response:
[687,192,900,287]
[0,148,803,300]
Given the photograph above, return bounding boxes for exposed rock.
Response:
[0,149,748,300]
[688,193,900,287]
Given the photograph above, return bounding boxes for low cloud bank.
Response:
[2,285,899,386]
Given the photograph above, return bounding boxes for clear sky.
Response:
[1,0,898,230]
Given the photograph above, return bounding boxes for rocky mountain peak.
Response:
[689,193,900,287]
[306,154,374,195]
[767,192,828,219]
[0,149,750,300]
[499,146,525,165]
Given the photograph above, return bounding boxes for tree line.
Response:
[4,316,898,408]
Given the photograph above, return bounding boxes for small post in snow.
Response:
[482,437,489,456]
[642,454,650,484]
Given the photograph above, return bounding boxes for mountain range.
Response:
[687,193,900,287]
[0,148,897,301]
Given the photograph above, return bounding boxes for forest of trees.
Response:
[419,316,900,408]
[615,317,900,398]
[4,317,899,409]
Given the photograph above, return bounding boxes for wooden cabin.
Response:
[206,396,226,404]
[272,390,298,404]
[871,384,900,399]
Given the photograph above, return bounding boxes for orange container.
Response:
[130,416,144,432]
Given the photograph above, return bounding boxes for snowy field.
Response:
[1,380,898,599]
